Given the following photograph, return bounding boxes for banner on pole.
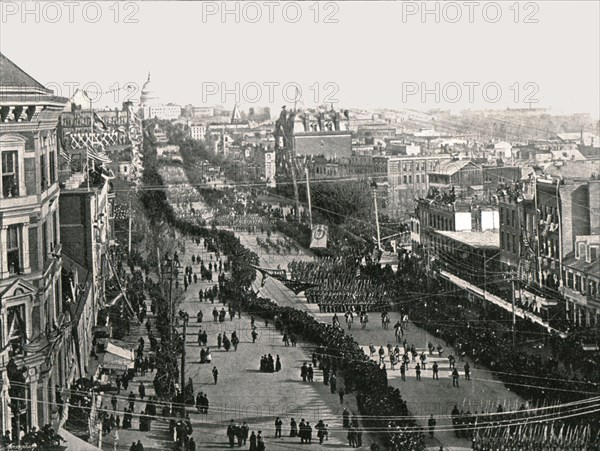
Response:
[310,225,328,249]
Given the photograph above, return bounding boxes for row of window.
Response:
[565,270,599,298]
[5,213,58,275]
[1,149,57,198]
[389,160,440,173]
[61,115,128,127]
[500,206,518,228]
[426,213,453,231]
[501,231,518,254]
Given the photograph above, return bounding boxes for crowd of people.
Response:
[212,213,272,233]
[255,235,301,255]
[289,258,392,312]
[223,291,425,450]
[260,354,281,372]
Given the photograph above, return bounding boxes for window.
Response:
[7,304,26,356]
[591,247,598,262]
[512,210,516,227]
[512,234,517,254]
[2,151,19,197]
[7,225,21,274]
[577,242,586,260]
[54,210,59,245]
[567,272,574,289]
[403,175,407,184]
[575,275,581,292]
[49,148,56,184]
[40,153,47,191]
[408,175,413,184]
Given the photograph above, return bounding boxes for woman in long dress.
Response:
[289,418,298,437]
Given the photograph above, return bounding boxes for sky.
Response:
[1,1,599,118]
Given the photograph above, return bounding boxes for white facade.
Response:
[190,124,206,140]
[143,104,181,121]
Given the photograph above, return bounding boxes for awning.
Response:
[439,270,566,338]
[98,341,135,370]
[57,428,103,450]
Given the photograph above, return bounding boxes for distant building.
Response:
[483,164,535,196]
[189,122,206,141]
[356,124,396,141]
[428,159,483,194]
[140,73,181,120]
[374,154,452,219]
[274,107,352,158]
[192,106,214,118]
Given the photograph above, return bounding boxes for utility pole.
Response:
[511,279,516,348]
[288,138,300,222]
[181,317,187,409]
[128,197,132,255]
[483,249,486,302]
[305,167,313,229]
[168,260,175,340]
[371,180,382,251]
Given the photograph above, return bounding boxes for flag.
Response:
[93,112,108,131]
[310,224,328,249]
[280,280,319,295]
[86,143,112,164]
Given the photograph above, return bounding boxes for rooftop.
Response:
[0,52,50,95]
[543,160,600,180]
[435,230,500,249]
[430,159,478,175]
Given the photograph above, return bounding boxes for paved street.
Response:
[236,231,525,451]
[170,237,379,450]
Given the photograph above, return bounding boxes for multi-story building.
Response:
[498,174,600,326]
[356,124,396,141]
[59,171,114,380]
[0,53,68,433]
[483,164,534,197]
[373,154,452,220]
[274,107,352,159]
[563,235,600,326]
[189,122,206,141]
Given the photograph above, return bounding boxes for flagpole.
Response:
[305,167,313,230]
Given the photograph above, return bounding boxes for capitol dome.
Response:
[140,72,160,106]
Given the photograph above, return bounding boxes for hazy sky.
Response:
[1,1,598,117]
